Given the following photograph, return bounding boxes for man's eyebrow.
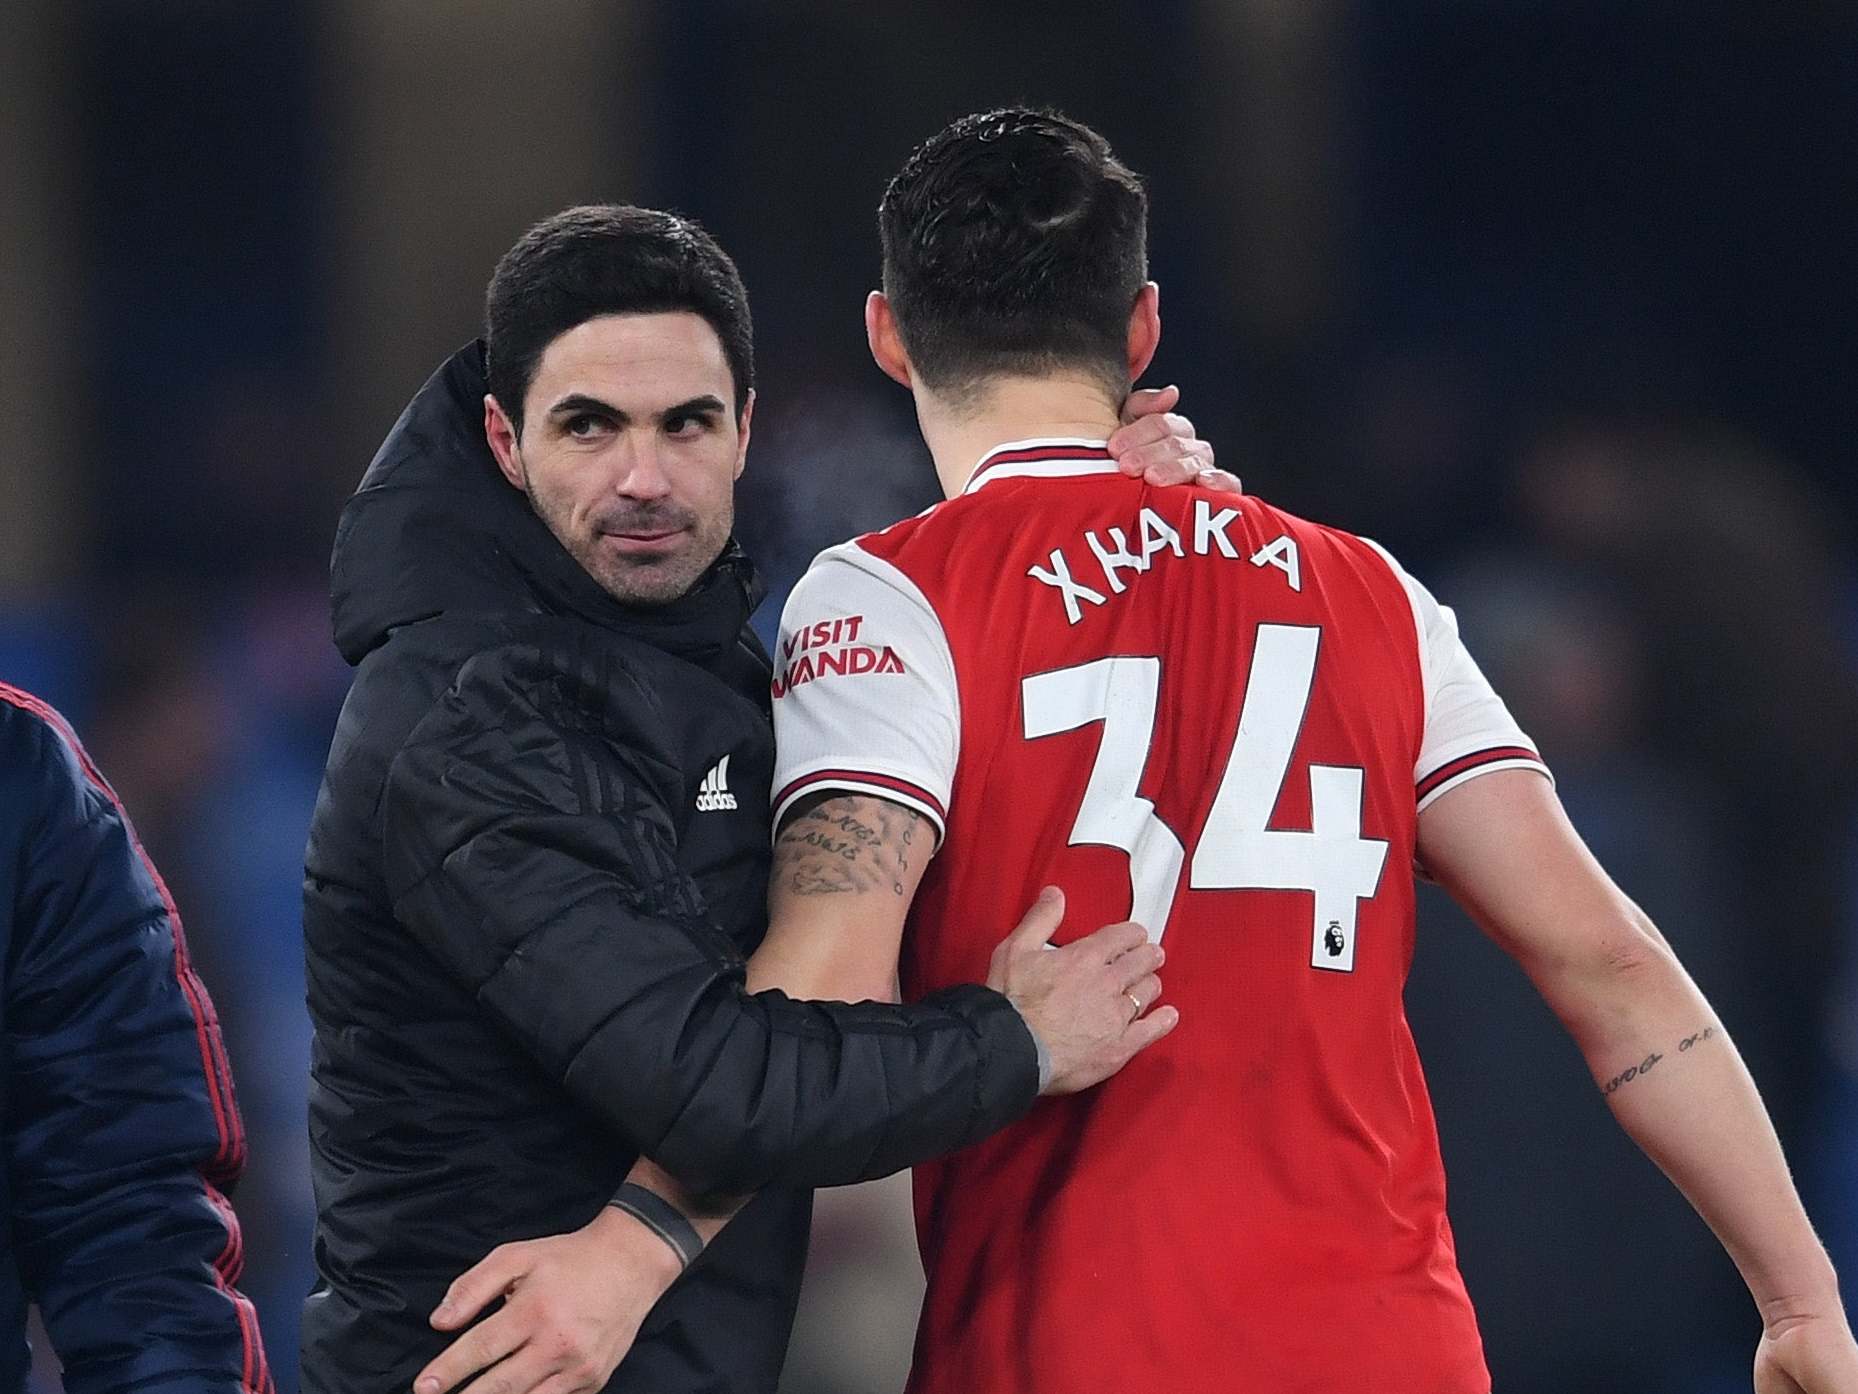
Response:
[659,395,727,421]
[547,393,628,422]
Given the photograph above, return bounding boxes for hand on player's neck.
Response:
[917,372,1126,500]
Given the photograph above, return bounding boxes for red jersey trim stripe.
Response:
[773,768,949,836]
[0,682,270,1394]
[1416,744,1546,802]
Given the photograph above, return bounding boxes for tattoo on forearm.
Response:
[776,795,922,898]
[1601,1052,1664,1095]
[1600,1025,1720,1096]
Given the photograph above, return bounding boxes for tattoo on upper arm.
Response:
[776,794,922,898]
[1600,1025,1719,1095]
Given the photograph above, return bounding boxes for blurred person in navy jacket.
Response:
[0,683,271,1394]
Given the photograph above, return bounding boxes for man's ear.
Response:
[733,389,755,480]
[865,291,914,389]
[484,394,526,492]
[1127,281,1161,383]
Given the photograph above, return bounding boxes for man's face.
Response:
[486,312,750,606]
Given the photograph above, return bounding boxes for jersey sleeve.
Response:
[1361,539,1552,811]
[771,543,960,844]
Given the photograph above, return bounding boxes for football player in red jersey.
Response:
[426,114,1858,1393]
[751,109,1855,1393]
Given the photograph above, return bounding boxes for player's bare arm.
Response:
[601,794,1175,1273]
[1419,769,1858,1393]
[777,794,924,904]
[756,793,1178,1076]
[623,790,1174,1230]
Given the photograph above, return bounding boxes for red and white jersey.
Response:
[771,438,1549,1394]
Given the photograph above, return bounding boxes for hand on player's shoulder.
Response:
[986,887,1179,1095]
[1109,384,1242,493]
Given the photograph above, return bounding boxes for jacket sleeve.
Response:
[6,702,270,1394]
[380,644,1040,1197]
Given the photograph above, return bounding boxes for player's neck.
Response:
[917,374,1124,499]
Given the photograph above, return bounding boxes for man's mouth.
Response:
[599,527,687,557]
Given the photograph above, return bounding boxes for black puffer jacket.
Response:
[301,344,1039,1393]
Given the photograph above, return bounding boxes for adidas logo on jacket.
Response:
[696,755,737,812]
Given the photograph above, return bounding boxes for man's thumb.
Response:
[1007,886,1065,950]
[1121,384,1181,422]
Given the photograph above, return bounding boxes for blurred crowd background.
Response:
[4,2,1856,1391]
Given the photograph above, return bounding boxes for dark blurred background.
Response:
[4,2,1855,1390]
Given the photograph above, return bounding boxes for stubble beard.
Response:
[523,460,729,607]
[577,525,727,606]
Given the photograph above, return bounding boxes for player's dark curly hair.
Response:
[484,204,754,435]
[878,108,1148,408]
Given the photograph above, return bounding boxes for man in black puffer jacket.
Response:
[302,206,1196,1393]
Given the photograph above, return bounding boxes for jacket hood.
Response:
[330,341,763,668]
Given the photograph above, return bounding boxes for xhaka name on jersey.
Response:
[1029,497,1302,625]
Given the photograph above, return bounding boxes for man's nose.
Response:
[612,439,672,501]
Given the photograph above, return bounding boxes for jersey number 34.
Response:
[1021,624,1389,972]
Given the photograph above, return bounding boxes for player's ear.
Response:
[733,388,754,480]
[484,393,527,492]
[1126,281,1161,383]
[866,291,914,389]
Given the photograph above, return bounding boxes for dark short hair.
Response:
[485,204,754,433]
[878,108,1148,406]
